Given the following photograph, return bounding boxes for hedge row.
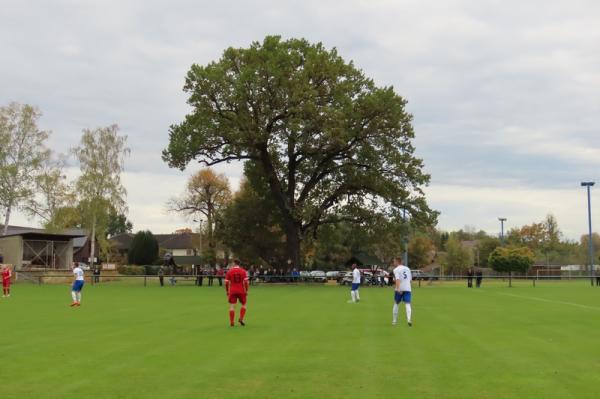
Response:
[117,265,167,275]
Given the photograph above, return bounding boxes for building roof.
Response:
[155,233,199,250]
[0,231,86,241]
[1,225,89,248]
[109,232,199,250]
[110,233,134,250]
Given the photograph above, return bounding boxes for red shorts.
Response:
[2,280,10,287]
[228,292,247,305]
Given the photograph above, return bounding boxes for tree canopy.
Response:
[168,168,231,265]
[128,230,159,265]
[163,36,436,266]
[489,246,534,286]
[0,102,51,235]
[72,125,129,264]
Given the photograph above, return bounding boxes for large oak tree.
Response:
[163,36,436,266]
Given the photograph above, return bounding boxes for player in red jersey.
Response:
[225,259,249,327]
[2,265,12,297]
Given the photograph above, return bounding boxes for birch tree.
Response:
[0,102,50,235]
[24,153,75,229]
[72,125,129,267]
[168,168,231,263]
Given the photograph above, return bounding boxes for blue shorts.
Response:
[72,280,85,292]
[351,283,360,291]
[394,291,411,303]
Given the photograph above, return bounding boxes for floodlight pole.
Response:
[581,182,595,286]
[498,218,507,246]
[403,208,409,267]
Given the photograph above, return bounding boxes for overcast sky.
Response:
[2,0,600,240]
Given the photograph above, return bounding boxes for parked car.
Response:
[309,270,327,282]
[339,271,353,286]
[340,270,377,285]
[411,270,438,281]
[326,271,341,279]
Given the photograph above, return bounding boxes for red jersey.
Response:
[2,269,10,282]
[225,266,248,294]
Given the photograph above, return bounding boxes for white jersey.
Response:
[393,265,412,292]
[73,267,84,281]
[352,268,361,284]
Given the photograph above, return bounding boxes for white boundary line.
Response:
[499,293,600,311]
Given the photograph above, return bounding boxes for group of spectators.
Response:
[466,268,484,288]
[248,266,301,283]
[193,266,225,286]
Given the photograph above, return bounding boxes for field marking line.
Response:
[499,292,600,311]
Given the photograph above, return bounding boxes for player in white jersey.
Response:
[70,263,85,307]
[349,263,361,303]
[392,257,412,326]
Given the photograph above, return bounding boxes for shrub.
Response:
[128,230,159,265]
[117,265,146,275]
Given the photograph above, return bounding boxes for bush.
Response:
[143,265,164,275]
[117,265,146,275]
[128,231,159,265]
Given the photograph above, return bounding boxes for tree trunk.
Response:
[509,271,512,288]
[90,214,96,270]
[283,221,302,269]
[207,213,216,266]
[2,205,11,236]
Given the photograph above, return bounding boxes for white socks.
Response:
[350,290,356,302]
[355,290,360,301]
[72,292,81,303]
[393,303,412,324]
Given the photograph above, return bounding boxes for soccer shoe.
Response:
[75,302,81,306]
[70,302,78,307]
[238,319,245,326]
[408,321,413,327]
[392,321,397,326]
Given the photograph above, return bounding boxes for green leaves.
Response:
[488,246,535,274]
[128,231,159,265]
[164,36,436,264]
[72,125,130,261]
[0,102,51,234]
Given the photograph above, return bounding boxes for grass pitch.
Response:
[1,280,600,399]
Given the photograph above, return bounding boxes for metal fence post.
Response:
[144,275,147,287]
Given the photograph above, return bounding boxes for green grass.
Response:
[2,280,600,399]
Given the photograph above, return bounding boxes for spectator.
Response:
[291,268,300,283]
[93,266,101,283]
[208,267,214,286]
[216,266,224,286]
[197,267,205,286]
[158,265,165,287]
[467,268,474,288]
[476,270,483,288]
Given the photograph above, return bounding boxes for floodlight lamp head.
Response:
[581,182,595,187]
